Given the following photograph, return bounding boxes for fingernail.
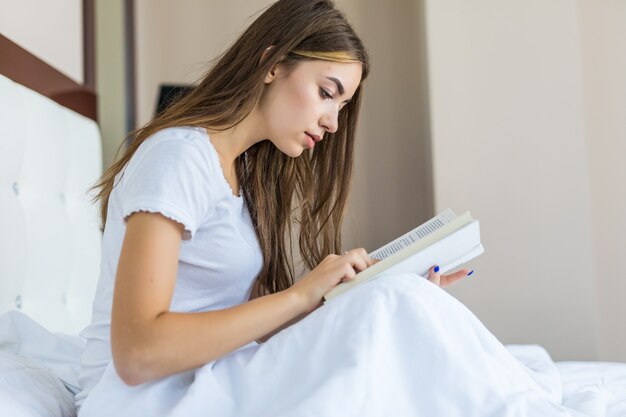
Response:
[434,265,440,273]
[467,270,474,276]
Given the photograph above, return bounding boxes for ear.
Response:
[261,46,279,84]
[264,64,280,84]
[265,62,283,84]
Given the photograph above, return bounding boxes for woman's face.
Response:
[259,59,362,157]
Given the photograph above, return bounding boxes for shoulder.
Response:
[118,125,223,199]
[125,126,214,174]
[146,125,207,142]
[136,126,209,156]
[117,126,223,238]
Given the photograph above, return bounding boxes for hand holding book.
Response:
[323,209,484,301]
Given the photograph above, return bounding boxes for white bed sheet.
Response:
[507,344,626,417]
[0,311,84,417]
[557,361,626,417]
[0,350,76,417]
[0,308,625,417]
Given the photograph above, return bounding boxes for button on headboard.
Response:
[0,74,102,335]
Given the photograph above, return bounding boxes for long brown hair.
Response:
[89,0,370,295]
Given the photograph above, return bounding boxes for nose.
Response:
[320,106,339,134]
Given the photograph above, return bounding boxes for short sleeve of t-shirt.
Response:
[119,129,215,240]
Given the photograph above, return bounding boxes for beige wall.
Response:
[135,0,276,128]
[340,0,434,252]
[95,0,127,171]
[0,0,83,83]
[578,0,626,361]
[425,0,625,361]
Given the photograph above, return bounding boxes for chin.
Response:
[268,137,308,158]
[278,143,307,158]
[290,148,306,158]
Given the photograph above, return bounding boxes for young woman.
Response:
[75,1,581,416]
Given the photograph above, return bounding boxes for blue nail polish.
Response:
[467,270,474,276]
[434,265,440,273]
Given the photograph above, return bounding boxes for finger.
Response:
[430,265,441,276]
[440,269,473,286]
[340,263,357,282]
[364,255,377,268]
[356,248,376,267]
[343,248,375,266]
[342,250,372,271]
[428,265,441,286]
[347,254,370,272]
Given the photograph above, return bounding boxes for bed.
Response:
[0,36,625,417]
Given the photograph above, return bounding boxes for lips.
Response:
[305,134,315,149]
[306,132,322,142]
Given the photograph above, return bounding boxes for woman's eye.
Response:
[320,88,333,100]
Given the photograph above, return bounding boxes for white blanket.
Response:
[0,310,84,392]
[77,274,617,417]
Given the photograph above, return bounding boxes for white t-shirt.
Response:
[75,126,263,407]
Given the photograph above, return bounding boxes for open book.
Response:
[323,209,484,301]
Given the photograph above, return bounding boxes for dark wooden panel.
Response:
[83,0,96,90]
[124,0,136,132]
[0,34,97,121]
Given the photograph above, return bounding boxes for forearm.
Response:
[114,289,303,385]
[247,279,313,343]
[256,308,312,343]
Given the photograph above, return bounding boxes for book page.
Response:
[370,209,457,260]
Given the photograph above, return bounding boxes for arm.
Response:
[248,278,319,343]
[254,310,314,343]
[111,212,305,386]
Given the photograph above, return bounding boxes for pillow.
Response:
[0,349,76,417]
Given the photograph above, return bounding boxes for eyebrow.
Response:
[325,76,352,103]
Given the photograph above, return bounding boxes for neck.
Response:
[205,106,268,169]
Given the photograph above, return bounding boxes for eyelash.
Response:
[320,88,333,100]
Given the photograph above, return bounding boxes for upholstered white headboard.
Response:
[0,73,102,335]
